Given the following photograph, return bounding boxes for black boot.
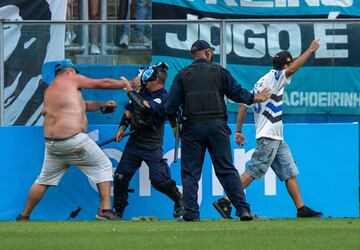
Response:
[152,179,184,218]
[113,172,131,220]
[239,209,253,221]
[212,198,233,219]
[173,193,184,218]
[113,199,128,220]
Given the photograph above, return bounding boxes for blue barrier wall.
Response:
[0,123,358,220]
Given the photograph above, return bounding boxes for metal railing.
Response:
[67,0,148,54]
[1,18,360,125]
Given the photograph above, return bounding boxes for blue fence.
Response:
[0,123,358,220]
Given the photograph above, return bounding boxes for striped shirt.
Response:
[251,69,291,140]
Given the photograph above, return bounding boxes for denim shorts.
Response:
[246,137,299,181]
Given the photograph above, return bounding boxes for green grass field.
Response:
[1,219,359,250]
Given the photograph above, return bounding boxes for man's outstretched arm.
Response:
[75,75,131,90]
[285,39,320,79]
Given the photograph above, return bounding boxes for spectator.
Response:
[118,0,151,48]
[89,0,101,55]
[64,0,101,55]
[65,0,77,47]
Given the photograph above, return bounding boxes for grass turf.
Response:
[0,219,359,250]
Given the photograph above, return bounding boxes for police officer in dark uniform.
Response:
[166,40,270,221]
[113,63,184,219]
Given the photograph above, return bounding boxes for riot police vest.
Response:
[128,90,166,150]
[179,63,227,123]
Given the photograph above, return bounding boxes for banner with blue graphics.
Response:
[1,0,66,125]
[152,0,360,115]
[153,0,360,17]
[0,123,358,220]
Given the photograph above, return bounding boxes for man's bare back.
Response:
[43,67,129,139]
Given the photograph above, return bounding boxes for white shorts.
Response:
[35,133,112,186]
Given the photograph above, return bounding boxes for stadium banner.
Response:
[0,123,358,220]
[152,0,360,115]
[153,0,360,17]
[0,0,66,125]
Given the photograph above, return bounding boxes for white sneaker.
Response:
[137,35,151,48]
[90,44,100,55]
[64,31,77,47]
[143,36,151,48]
[119,34,129,47]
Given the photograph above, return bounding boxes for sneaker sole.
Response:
[95,214,113,221]
[173,211,184,219]
[212,202,233,219]
[174,212,185,219]
[177,218,200,222]
[298,212,323,218]
[240,215,253,221]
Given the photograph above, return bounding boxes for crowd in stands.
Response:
[65,0,151,55]
[118,0,151,48]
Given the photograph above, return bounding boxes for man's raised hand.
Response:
[308,39,320,53]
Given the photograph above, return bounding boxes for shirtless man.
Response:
[16,59,130,221]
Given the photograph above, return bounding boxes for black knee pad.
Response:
[113,172,130,197]
[113,172,131,214]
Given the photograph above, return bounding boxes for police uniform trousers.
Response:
[116,143,171,182]
[181,120,249,219]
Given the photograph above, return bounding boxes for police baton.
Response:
[174,111,182,163]
[97,130,135,147]
[174,127,180,163]
[67,207,81,220]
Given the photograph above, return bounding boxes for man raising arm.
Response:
[213,40,323,219]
